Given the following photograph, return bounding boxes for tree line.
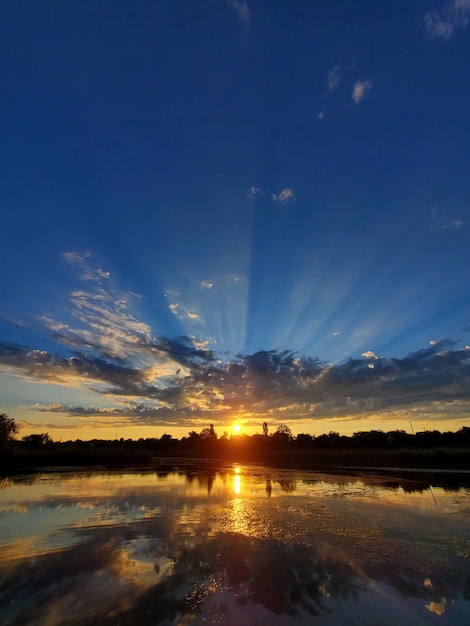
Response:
[1,413,470,470]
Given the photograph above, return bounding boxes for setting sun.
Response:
[233,424,241,433]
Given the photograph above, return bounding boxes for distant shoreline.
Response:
[3,424,470,473]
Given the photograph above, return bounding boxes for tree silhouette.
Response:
[272,424,293,449]
[0,413,18,446]
[22,433,52,449]
[275,424,292,439]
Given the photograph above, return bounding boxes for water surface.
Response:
[1,465,470,625]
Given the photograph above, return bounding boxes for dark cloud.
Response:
[0,341,144,390]
[152,335,214,366]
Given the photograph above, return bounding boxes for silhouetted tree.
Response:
[22,433,52,448]
[275,424,292,439]
[272,425,293,449]
[387,430,412,448]
[0,413,18,446]
[415,430,442,447]
[296,433,314,448]
[263,421,269,437]
[352,430,387,449]
[315,431,342,449]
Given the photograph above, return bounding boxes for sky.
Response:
[1,0,470,441]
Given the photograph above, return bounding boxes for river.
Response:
[1,464,470,625]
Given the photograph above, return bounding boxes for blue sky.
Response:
[1,0,470,439]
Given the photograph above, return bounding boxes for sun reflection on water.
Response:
[233,467,241,495]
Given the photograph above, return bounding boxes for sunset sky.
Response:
[1,0,470,440]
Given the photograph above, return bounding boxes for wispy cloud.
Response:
[430,206,465,231]
[425,0,470,39]
[63,251,111,283]
[187,311,201,320]
[247,185,295,204]
[328,64,342,91]
[438,219,464,231]
[63,251,91,264]
[168,302,201,321]
[227,0,251,25]
[48,286,152,361]
[351,79,373,104]
[272,188,295,204]
[246,186,264,199]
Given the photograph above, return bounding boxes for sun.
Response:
[232,423,241,433]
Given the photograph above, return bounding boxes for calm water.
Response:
[1,465,470,625]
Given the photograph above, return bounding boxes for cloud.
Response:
[56,288,152,360]
[169,302,201,322]
[430,206,464,231]
[246,186,264,199]
[438,219,464,231]
[425,12,454,39]
[247,186,294,204]
[425,0,470,39]
[63,251,111,283]
[63,251,91,265]
[328,64,342,91]
[227,0,251,24]
[272,188,295,204]
[200,281,213,289]
[33,401,177,425]
[351,80,373,104]
[426,601,446,616]
[362,351,378,360]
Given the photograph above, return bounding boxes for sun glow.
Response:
[233,423,241,433]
